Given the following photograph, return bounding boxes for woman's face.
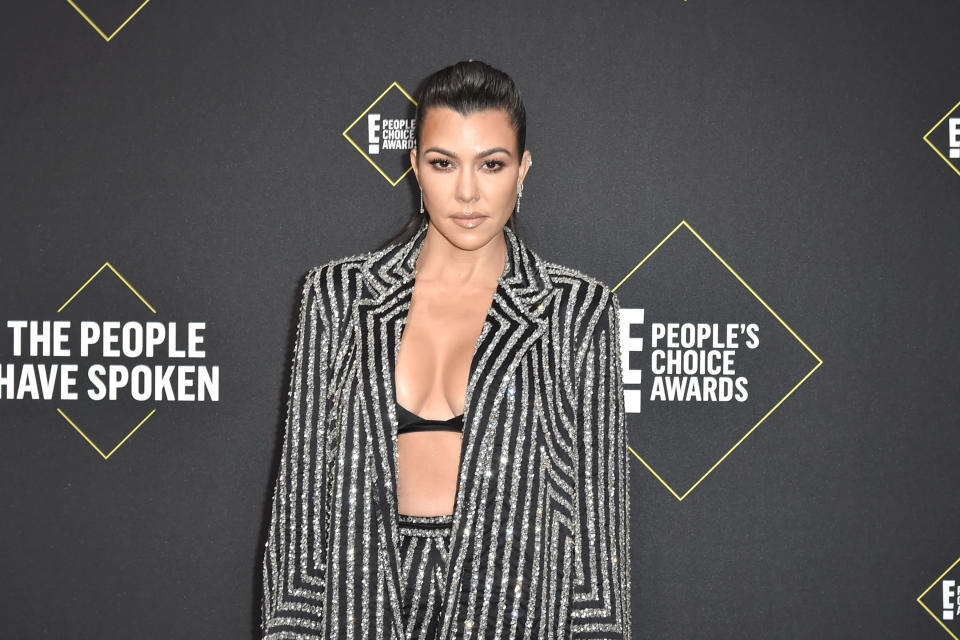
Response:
[410,106,532,250]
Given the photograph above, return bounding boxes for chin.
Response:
[435,220,496,245]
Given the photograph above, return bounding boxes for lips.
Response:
[451,213,487,229]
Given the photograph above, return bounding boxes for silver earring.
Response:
[419,188,424,214]
[515,183,523,214]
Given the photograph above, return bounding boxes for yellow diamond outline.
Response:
[917,556,960,640]
[342,81,418,186]
[57,407,156,459]
[57,261,158,459]
[66,0,154,42]
[58,261,155,314]
[923,100,960,178]
[613,220,823,501]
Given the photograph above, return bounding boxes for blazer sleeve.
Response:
[571,289,632,638]
[261,266,333,639]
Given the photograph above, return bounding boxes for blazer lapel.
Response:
[354,218,554,636]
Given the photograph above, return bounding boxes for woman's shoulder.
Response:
[300,247,382,288]
[538,257,619,346]
[305,251,370,278]
[292,251,378,323]
[540,258,614,305]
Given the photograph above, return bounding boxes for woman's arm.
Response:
[261,266,334,639]
[571,288,632,639]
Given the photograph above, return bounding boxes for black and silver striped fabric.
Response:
[397,513,455,639]
[261,218,631,639]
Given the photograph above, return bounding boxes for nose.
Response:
[455,166,479,204]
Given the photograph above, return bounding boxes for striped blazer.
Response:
[261,219,631,639]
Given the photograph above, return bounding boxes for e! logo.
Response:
[945,580,958,621]
[619,307,644,414]
[368,113,381,154]
[949,118,960,159]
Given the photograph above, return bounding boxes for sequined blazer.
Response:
[261,219,631,639]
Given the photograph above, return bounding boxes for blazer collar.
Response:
[353,217,554,638]
[359,217,553,315]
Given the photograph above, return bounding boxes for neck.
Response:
[414,222,507,288]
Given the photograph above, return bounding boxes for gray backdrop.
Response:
[2,1,959,638]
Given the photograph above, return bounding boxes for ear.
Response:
[409,147,419,183]
[518,149,533,186]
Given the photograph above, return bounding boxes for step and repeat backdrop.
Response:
[2,1,959,638]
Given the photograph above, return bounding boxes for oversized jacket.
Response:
[261,219,631,639]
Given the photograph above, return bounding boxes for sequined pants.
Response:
[397,513,454,640]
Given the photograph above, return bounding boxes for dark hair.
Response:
[375,60,527,252]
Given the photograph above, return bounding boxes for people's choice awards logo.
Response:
[614,221,822,500]
[919,557,960,639]
[924,100,960,177]
[343,81,418,185]
[0,262,219,459]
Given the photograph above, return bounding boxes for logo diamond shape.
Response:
[66,0,154,41]
[614,221,822,499]
[342,82,418,186]
[923,100,960,177]
[56,261,158,459]
[918,556,960,639]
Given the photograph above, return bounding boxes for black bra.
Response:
[396,402,464,435]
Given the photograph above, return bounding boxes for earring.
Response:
[419,188,424,214]
[515,183,523,214]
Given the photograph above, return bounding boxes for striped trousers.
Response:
[396,513,454,640]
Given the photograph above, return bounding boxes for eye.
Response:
[482,160,505,172]
[429,158,453,170]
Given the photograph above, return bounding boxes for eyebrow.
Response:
[423,146,514,159]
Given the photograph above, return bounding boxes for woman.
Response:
[261,60,631,640]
